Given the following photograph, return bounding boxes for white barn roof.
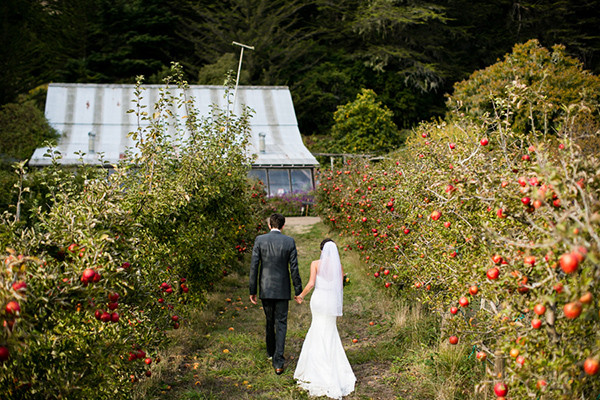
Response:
[30,83,319,167]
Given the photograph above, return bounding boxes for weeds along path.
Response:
[135,218,433,400]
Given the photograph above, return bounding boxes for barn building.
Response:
[30,83,319,196]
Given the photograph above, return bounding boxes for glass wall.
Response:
[268,169,290,197]
[249,168,314,197]
[291,169,313,192]
[248,169,267,185]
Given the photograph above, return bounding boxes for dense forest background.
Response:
[1,0,599,138]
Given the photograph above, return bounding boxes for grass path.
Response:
[135,219,442,400]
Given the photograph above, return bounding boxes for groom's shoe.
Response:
[275,367,284,375]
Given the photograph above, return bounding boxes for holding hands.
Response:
[295,295,304,304]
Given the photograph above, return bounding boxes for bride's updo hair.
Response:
[320,238,334,250]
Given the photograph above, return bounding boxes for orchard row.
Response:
[316,116,599,398]
[0,74,266,399]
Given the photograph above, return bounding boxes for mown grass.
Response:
[134,220,483,400]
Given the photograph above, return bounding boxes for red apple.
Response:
[5,301,21,316]
[521,197,531,205]
[480,138,489,146]
[536,380,547,390]
[144,357,152,365]
[469,285,478,295]
[108,293,120,302]
[449,335,458,345]
[486,267,500,280]
[0,346,9,362]
[111,312,120,322]
[450,306,458,315]
[559,253,579,274]
[579,292,593,304]
[574,246,588,262]
[531,318,542,329]
[563,301,582,319]
[494,382,508,396]
[583,358,599,375]
[459,297,469,307]
[476,351,486,361]
[82,268,95,282]
[553,198,561,207]
[523,256,535,266]
[11,281,26,291]
[554,282,564,293]
[430,210,441,221]
[533,304,546,315]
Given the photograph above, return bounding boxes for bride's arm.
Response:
[297,260,319,301]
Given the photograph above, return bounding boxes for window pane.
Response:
[291,169,313,192]
[268,169,290,197]
[249,169,267,185]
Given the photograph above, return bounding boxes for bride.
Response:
[294,239,356,399]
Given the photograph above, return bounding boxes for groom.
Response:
[249,213,303,375]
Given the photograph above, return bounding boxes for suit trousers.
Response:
[261,299,289,369]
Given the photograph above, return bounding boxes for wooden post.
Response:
[494,350,505,380]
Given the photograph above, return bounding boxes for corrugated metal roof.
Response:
[30,83,319,167]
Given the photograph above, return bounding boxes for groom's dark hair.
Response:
[320,238,334,250]
[269,213,286,229]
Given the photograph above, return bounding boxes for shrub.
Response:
[331,88,401,155]
[0,101,57,161]
[447,39,600,136]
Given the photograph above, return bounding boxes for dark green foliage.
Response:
[448,39,600,135]
[2,0,600,143]
[331,89,402,154]
[0,101,57,161]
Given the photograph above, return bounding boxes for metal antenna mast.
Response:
[231,41,255,114]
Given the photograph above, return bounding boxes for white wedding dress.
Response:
[294,243,356,399]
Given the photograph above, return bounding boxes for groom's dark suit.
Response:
[249,229,302,371]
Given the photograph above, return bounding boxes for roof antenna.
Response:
[231,41,254,114]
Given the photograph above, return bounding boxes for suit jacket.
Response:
[249,230,302,300]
